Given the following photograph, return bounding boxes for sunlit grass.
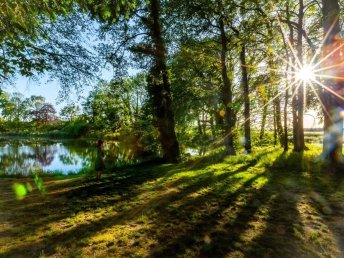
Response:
[0,145,343,257]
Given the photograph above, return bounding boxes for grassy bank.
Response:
[0,146,343,257]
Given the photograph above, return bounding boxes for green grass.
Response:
[0,145,343,257]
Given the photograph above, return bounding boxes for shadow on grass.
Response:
[147,154,309,257]
[1,148,342,257]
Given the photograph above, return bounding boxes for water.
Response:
[0,138,139,176]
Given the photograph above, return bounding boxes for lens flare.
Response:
[295,65,315,83]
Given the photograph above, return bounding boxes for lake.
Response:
[0,138,140,176]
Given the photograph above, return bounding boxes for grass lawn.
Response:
[1,145,344,257]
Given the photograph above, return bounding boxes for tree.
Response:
[35,103,57,124]
[0,1,99,97]
[0,1,72,79]
[28,95,45,126]
[79,0,180,162]
[143,0,180,162]
[83,79,132,131]
[321,0,344,165]
[60,104,81,121]
[217,0,237,155]
[168,0,239,155]
[2,93,29,122]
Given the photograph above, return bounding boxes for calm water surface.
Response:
[0,138,138,176]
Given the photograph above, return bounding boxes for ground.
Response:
[0,146,344,258]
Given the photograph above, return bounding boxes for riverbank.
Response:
[1,145,343,257]
[0,131,102,140]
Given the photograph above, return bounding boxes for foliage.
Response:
[60,104,81,121]
[61,119,89,138]
[0,0,342,162]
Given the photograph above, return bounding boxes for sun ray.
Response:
[265,73,299,88]
[274,12,306,71]
[314,73,344,82]
[306,80,331,119]
[213,78,300,153]
[242,63,293,76]
[290,81,303,101]
[309,17,340,66]
[312,42,344,69]
[271,48,302,72]
[193,1,343,162]
[314,61,344,75]
[313,60,344,73]
[311,78,344,101]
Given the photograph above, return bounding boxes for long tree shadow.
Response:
[249,151,342,257]
[148,171,267,257]
[0,164,169,243]
[2,148,335,257]
[0,155,266,257]
[307,163,344,255]
[146,151,333,257]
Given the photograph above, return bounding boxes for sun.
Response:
[295,64,316,83]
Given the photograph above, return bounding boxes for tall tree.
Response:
[321,0,344,164]
[80,0,180,162]
[217,0,236,155]
[144,0,180,162]
[293,0,306,152]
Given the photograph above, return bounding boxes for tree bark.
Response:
[283,6,293,152]
[273,104,277,146]
[266,23,284,147]
[218,4,236,155]
[321,0,344,164]
[147,0,180,162]
[293,0,305,152]
[284,87,289,151]
[240,43,252,153]
[274,94,284,146]
[259,102,268,140]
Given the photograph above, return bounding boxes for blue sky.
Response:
[7,76,91,113]
[6,66,140,113]
[9,76,62,107]
[6,65,116,112]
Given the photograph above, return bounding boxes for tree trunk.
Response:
[274,104,277,146]
[197,117,203,136]
[285,4,299,152]
[147,0,180,162]
[294,0,305,152]
[321,0,344,164]
[218,5,236,155]
[274,92,284,146]
[284,73,290,152]
[283,7,293,152]
[210,113,216,139]
[259,102,267,140]
[266,23,284,147]
[240,43,252,153]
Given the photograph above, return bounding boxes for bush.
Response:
[62,120,90,137]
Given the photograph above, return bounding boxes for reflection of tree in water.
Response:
[0,141,39,175]
[59,154,79,165]
[0,138,141,176]
[32,143,57,166]
[104,139,143,164]
[0,140,65,175]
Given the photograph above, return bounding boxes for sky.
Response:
[8,77,64,110]
[6,67,115,113]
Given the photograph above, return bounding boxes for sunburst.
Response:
[295,64,316,83]
[270,12,344,124]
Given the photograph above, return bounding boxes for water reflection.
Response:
[0,138,141,176]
